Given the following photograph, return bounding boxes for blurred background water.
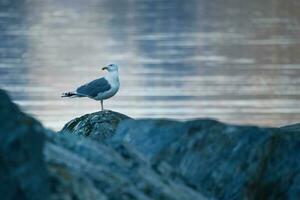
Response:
[0,0,299,130]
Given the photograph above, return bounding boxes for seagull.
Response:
[61,64,120,111]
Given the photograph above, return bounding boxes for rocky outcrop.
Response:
[0,89,50,200]
[111,119,300,200]
[45,130,206,200]
[0,89,206,200]
[60,110,130,141]
[1,88,300,200]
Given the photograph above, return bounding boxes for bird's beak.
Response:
[102,66,108,70]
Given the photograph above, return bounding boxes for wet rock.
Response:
[60,110,131,142]
[0,89,50,200]
[110,119,300,200]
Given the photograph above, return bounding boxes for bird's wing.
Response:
[76,77,111,97]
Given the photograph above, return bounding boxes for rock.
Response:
[60,110,131,142]
[44,130,207,200]
[0,89,207,200]
[280,123,300,133]
[2,87,300,200]
[110,119,186,163]
[110,119,300,200]
[0,89,50,200]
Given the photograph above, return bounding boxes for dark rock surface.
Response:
[0,89,206,200]
[111,119,300,200]
[0,89,50,200]
[280,123,300,133]
[1,88,300,200]
[60,110,130,142]
[45,130,206,200]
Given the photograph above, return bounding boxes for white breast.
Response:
[95,71,119,100]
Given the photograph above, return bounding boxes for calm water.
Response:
[1,0,300,130]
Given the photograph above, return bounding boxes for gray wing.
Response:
[76,77,111,97]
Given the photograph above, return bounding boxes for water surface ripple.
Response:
[0,0,300,130]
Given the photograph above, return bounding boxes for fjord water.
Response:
[0,0,299,130]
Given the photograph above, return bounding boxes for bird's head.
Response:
[102,64,118,72]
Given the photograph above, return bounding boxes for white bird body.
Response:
[62,64,120,111]
[94,70,119,100]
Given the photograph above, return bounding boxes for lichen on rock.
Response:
[60,110,131,141]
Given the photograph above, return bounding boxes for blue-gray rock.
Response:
[45,130,207,200]
[60,110,131,142]
[1,89,207,200]
[2,86,300,200]
[110,119,300,200]
[0,89,50,200]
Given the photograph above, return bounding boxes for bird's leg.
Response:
[101,100,104,111]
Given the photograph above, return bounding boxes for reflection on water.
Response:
[0,0,300,130]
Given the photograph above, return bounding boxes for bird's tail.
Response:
[61,92,79,98]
